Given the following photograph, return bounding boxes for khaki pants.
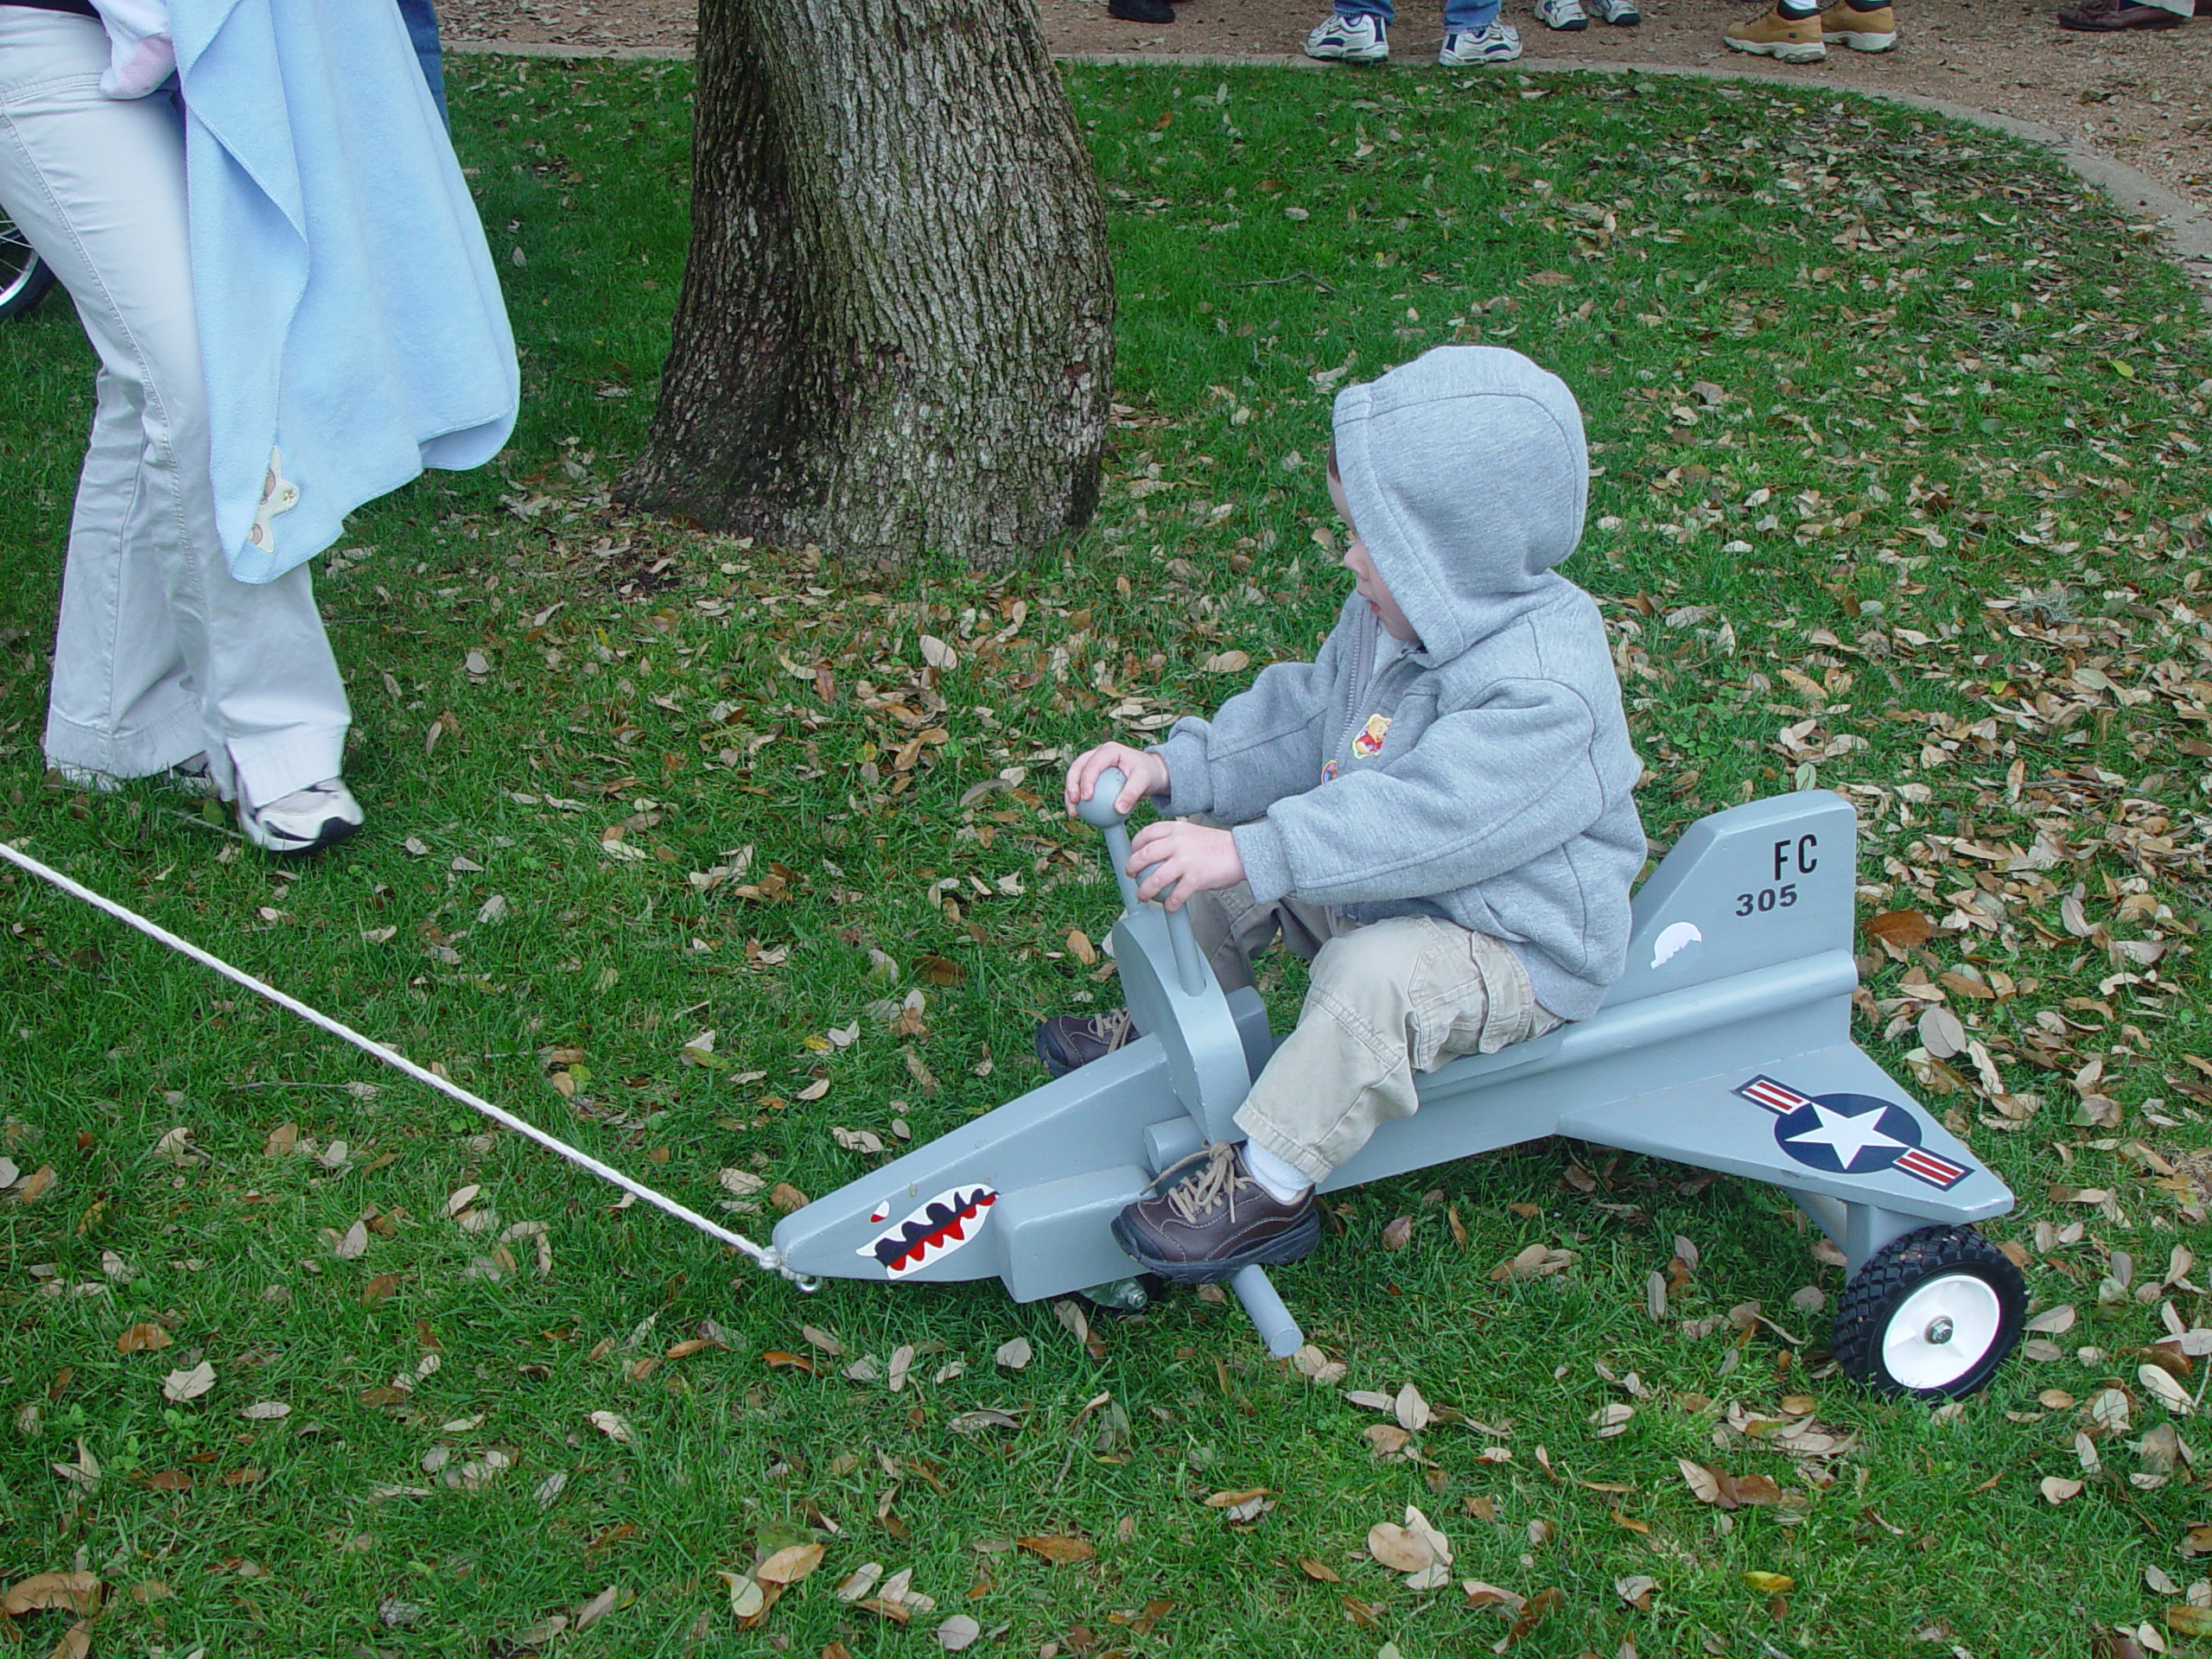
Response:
[1186,884,1560,1185]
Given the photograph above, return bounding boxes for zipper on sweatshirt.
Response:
[1332,607,1376,775]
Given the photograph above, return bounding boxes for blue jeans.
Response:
[398,0,446,125]
[1338,0,1501,30]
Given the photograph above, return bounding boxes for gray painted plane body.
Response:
[773,786,2013,1357]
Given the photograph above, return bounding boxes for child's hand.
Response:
[1065,743,1169,817]
[1127,822,1243,912]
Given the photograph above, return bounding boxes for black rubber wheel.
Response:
[0,218,55,322]
[1833,1225,2026,1400]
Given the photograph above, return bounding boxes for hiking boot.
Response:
[1438,21,1522,59]
[1725,5,1827,59]
[1536,0,1592,28]
[1589,0,1643,24]
[2056,0,2185,27]
[1304,11,1390,60]
[1820,0,1897,47]
[1034,1007,1137,1077]
[1110,1141,1322,1284]
[238,777,363,855]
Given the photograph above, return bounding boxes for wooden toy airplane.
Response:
[776,778,2027,1398]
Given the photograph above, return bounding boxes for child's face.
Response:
[1328,470,1420,644]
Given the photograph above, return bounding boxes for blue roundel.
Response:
[1771,1090,1924,1175]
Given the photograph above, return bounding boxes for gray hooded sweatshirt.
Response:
[1150,346,1646,1021]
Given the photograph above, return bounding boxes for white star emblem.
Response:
[1784,1101,1905,1170]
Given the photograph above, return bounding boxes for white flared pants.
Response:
[0,9,348,805]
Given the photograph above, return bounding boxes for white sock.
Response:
[1242,1141,1313,1205]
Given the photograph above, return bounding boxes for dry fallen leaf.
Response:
[1368,1522,1434,1574]
[239,1401,290,1421]
[936,1613,983,1651]
[756,1544,825,1586]
[116,1323,171,1355]
[2140,1365,2194,1414]
[1,1572,102,1618]
[1743,1571,1795,1594]
[1204,1488,1271,1523]
[586,1410,633,1443]
[995,1337,1033,1370]
[1016,1535,1096,1565]
[161,1362,214,1403]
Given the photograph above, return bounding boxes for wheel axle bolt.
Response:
[1925,1316,1955,1345]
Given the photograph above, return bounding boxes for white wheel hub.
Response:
[1882,1272,2003,1390]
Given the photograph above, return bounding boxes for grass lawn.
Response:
[4,53,2212,1659]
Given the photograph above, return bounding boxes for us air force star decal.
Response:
[1782,1099,1906,1169]
[1734,1075,1970,1189]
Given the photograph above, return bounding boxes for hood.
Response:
[1332,346,1588,661]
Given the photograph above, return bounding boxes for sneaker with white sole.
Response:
[1724,4,1827,58]
[1588,0,1642,22]
[1819,0,1897,47]
[1535,0,1591,28]
[1304,10,1389,59]
[49,753,219,798]
[1438,21,1522,59]
[238,778,363,855]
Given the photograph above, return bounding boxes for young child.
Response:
[1039,345,1647,1283]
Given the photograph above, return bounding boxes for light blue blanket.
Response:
[171,0,518,583]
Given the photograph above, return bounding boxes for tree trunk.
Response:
[619,0,1114,569]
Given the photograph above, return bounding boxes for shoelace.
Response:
[1085,1007,1135,1049]
[1164,1141,1258,1227]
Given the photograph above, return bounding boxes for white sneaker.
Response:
[1438,21,1523,59]
[49,753,219,798]
[1588,0,1642,22]
[238,778,363,855]
[1535,0,1590,27]
[1304,10,1390,59]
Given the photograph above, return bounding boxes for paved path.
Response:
[443,23,2210,299]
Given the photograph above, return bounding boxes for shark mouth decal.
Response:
[857,1185,998,1279]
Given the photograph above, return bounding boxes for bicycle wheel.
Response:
[0,213,57,321]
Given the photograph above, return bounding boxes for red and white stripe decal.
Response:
[1736,1075,1813,1116]
[1894,1147,1969,1190]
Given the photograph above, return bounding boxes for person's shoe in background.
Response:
[1304,11,1391,58]
[1438,20,1524,58]
[1725,6,1827,59]
[2056,0,2185,28]
[1820,0,1898,48]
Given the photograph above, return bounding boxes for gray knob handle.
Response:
[1078,765,1207,998]
[1074,766,1134,829]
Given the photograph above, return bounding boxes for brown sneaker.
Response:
[1110,1141,1321,1284]
[1820,0,1897,48]
[2056,0,2185,26]
[1034,1007,1137,1077]
[1725,5,1827,58]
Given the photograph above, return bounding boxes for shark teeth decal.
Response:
[856,1185,997,1279]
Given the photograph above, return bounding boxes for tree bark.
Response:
[619,0,1114,569]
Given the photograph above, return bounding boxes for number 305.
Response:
[1735,885,1797,916]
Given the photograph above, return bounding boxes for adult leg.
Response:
[396,0,448,126]
[0,11,350,805]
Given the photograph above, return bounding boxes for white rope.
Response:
[0,836,818,1291]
